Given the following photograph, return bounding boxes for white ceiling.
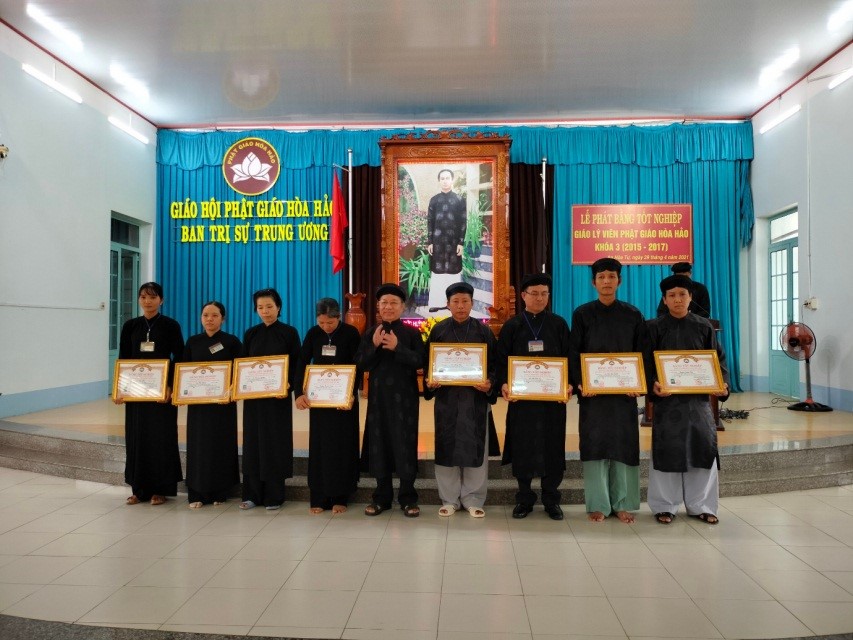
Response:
[2,0,852,128]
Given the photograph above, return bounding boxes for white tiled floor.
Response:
[1,467,852,639]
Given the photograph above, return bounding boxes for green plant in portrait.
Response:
[399,250,431,296]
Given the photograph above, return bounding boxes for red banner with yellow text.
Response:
[571,204,692,265]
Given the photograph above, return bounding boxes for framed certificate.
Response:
[580,352,647,394]
[507,357,569,401]
[113,359,169,402]
[427,343,487,386]
[303,365,357,408]
[173,361,232,405]
[232,356,289,400]
[654,350,726,394]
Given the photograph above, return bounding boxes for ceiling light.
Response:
[759,46,800,86]
[828,66,853,90]
[26,4,83,51]
[22,63,82,103]
[109,63,150,100]
[827,1,853,31]
[108,116,149,145]
[759,104,801,134]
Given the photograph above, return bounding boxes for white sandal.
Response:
[438,504,457,517]
[467,506,486,518]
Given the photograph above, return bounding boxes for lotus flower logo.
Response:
[222,138,281,196]
[231,152,272,183]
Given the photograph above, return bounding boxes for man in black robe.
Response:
[570,258,650,523]
[496,273,572,520]
[656,262,711,318]
[356,283,426,517]
[647,275,730,525]
[424,282,496,517]
[426,169,467,308]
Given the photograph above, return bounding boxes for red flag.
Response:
[331,170,348,274]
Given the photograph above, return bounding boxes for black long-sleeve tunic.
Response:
[427,191,467,274]
[569,300,650,467]
[293,323,361,501]
[183,331,242,496]
[646,313,730,472]
[496,310,571,478]
[355,320,425,479]
[424,317,497,468]
[241,321,301,481]
[119,313,184,493]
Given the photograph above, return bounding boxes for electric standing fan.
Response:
[779,322,833,412]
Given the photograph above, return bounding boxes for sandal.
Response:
[655,512,676,524]
[188,501,203,509]
[691,513,719,525]
[467,506,486,518]
[364,503,389,516]
[150,495,167,506]
[331,504,347,514]
[438,505,457,517]
[402,504,420,518]
[239,500,257,510]
[126,495,140,505]
[265,504,282,511]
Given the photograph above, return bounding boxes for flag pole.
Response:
[347,148,353,294]
[541,156,547,273]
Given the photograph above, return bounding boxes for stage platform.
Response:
[1,392,851,505]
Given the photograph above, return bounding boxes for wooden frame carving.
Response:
[380,130,512,335]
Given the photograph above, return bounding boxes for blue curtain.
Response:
[156,160,344,343]
[158,123,753,388]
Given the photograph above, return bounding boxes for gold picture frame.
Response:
[112,359,169,402]
[427,343,488,386]
[232,355,289,400]
[303,365,357,409]
[654,350,725,394]
[507,356,569,402]
[580,352,647,395]
[173,361,233,405]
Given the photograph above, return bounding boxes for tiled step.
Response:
[2,424,850,503]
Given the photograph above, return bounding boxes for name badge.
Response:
[209,342,224,354]
[140,341,155,352]
[527,340,544,353]
[322,345,337,357]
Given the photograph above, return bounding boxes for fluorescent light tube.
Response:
[108,117,149,145]
[26,4,83,51]
[22,63,82,103]
[759,104,801,134]
[828,67,853,90]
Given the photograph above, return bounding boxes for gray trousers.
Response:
[647,454,719,516]
[434,424,489,509]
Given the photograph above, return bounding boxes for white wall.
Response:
[0,25,157,418]
[746,44,853,410]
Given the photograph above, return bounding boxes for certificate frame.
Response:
[580,352,647,395]
[172,361,233,405]
[303,365,357,409]
[654,350,726,394]
[112,359,169,402]
[427,343,487,386]
[232,355,289,400]
[507,356,569,402]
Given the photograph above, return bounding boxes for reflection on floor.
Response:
[5,392,853,457]
[0,468,852,639]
